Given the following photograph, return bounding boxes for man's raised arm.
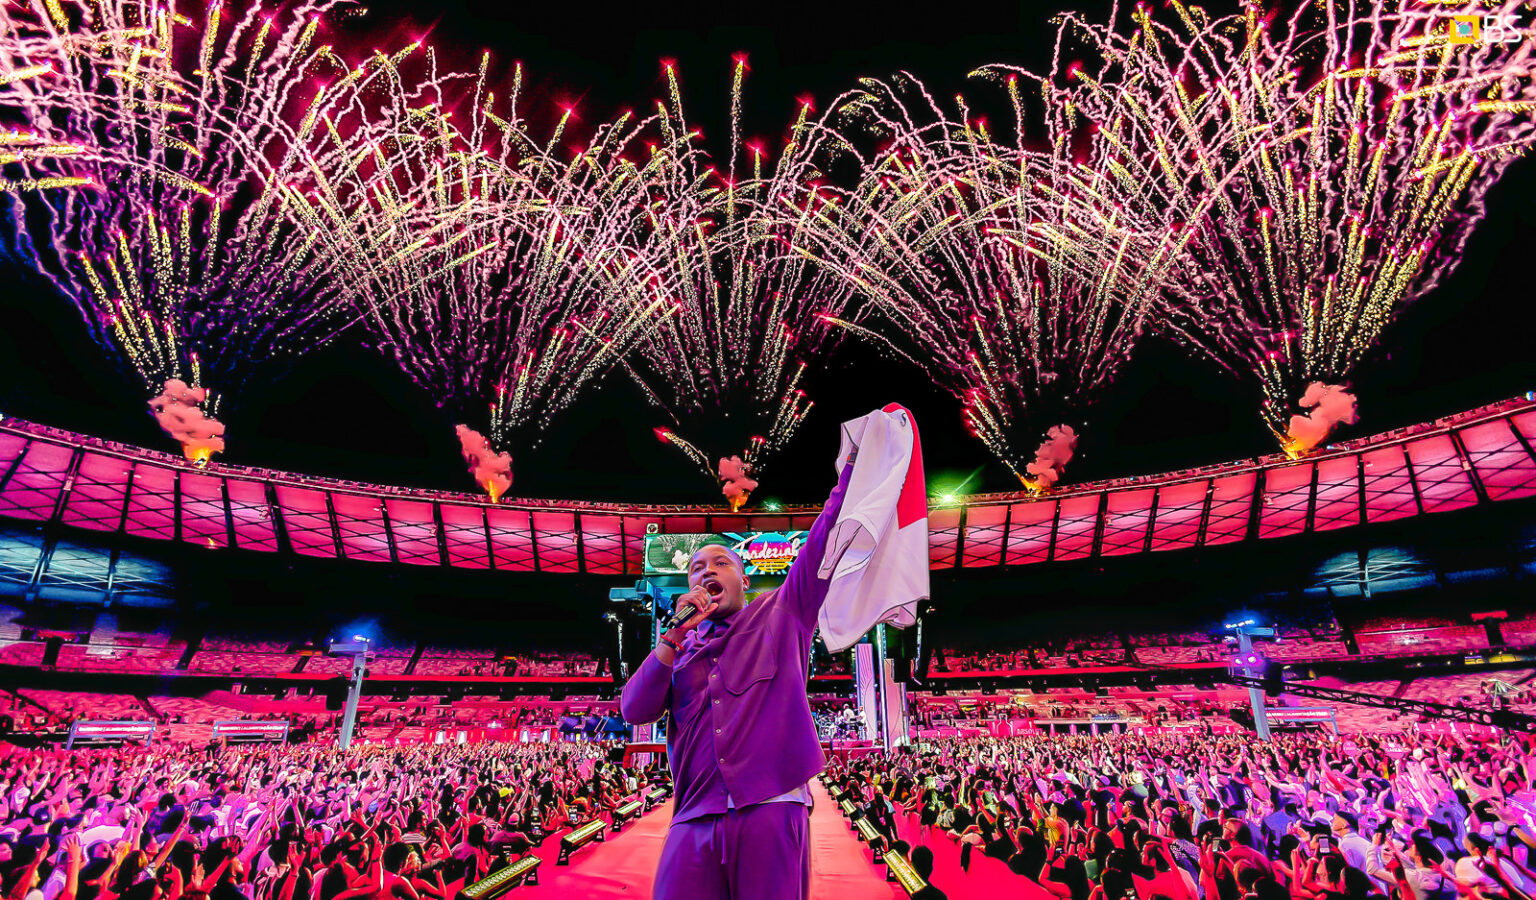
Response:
[779,458,856,633]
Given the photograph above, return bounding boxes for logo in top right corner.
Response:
[1448,13,1523,44]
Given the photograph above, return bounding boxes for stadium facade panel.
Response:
[0,397,1533,574]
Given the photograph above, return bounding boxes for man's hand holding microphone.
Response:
[653,584,719,665]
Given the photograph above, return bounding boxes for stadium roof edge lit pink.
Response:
[1,395,1532,574]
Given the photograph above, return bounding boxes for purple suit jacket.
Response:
[620,464,852,823]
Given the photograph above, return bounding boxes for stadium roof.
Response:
[1,398,1532,575]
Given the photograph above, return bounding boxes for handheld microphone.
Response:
[663,583,722,630]
[663,603,697,631]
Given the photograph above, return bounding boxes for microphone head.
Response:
[666,599,697,627]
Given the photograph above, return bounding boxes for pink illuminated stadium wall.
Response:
[0,399,1532,575]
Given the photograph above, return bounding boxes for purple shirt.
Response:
[620,464,852,824]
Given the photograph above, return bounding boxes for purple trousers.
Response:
[653,802,810,900]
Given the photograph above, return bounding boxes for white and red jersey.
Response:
[817,402,930,651]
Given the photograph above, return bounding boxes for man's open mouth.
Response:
[702,579,724,596]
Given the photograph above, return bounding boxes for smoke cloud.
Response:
[455,424,513,503]
[1285,382,1359,455]
[147,379,225,465]
[1025,424,1079,490]
[718,455,759,511]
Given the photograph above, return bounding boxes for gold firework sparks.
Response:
[1053,0,1534,444]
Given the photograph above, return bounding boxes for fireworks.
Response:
[4,0,1531,489]
[622,58,870,501]
[291,52,678,497]
[825,70,1181,487]
[1056,0,1535,449]
[0,0,383,461]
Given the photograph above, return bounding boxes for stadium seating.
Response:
[0,641,45,666]
[1355,623,1489,655]
[56,643,183,673]
[1501,616,1536,647]
[21,689,147,721]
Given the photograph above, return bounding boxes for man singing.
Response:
[621,404,928,900]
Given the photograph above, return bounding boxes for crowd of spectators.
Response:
[0,612,1524,689]
[826,728,1536,900]
[0,740,659,900]
[0,692,327,745]
[0,618,604,681]
[8,667,1536,900]
[935,638,1130,675]
[348,699,622,740]
[505,653,600,679]
[1355,627,1491,658]
[0,692,641,748]
[908,688,1253,731]
[932,625,1355,676]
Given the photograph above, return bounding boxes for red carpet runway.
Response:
[517,781,903,898]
